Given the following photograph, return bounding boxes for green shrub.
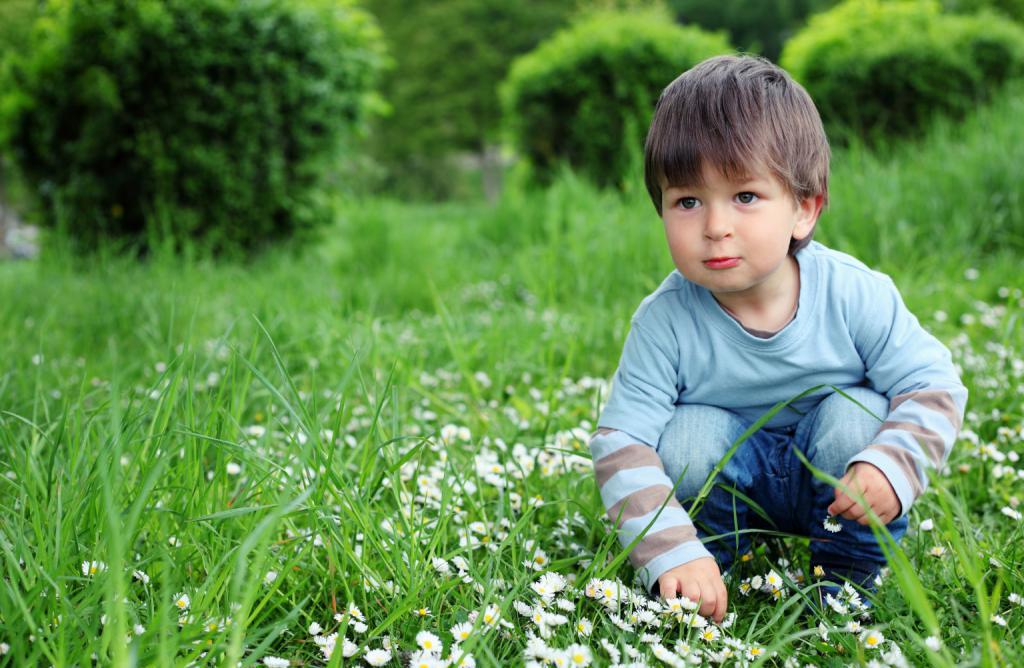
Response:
[501,9,731,189]
[943,0,1024,23]
[781,0,1024,142]
[0,0,386,256]
[666,0,837,61]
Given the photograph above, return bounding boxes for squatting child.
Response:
[589,55,968,621]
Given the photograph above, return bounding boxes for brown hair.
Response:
[643,55,830,255]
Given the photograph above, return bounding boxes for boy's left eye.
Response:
[736,192,758,204]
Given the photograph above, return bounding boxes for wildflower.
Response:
[812,564,825,578]
[432,557,452,576]
[929,545,947,557]
[347,603,366,621]
[481,604,501,626]
[925,636,942,651]
[526,549,549,570]
[556,597,575,612]
[308,622,322,635]
[264,571,278,585]
[919,518,934,531]
[132,569,150,584]
[738,581,752,596]
[650,643,680,665]
[262,658,289,667]
[416,630,443,653]
[599,638,621,663]
[174,593,190,611]
[1001,507,1022,521]
[860,629,884,649]
[566,644,592,666]
[765,570,783,589]
[414,606,431,618]
[845,620,862,633]
[448,648,476,667]
[226,462,242,475]
[745,645,767,660]
[81,560,107,577]
[823,516,843,533]
[991,614,1008,627]
[451,621,473,643]
[364,648,392,666]
[699,626,720,642]
[1009,593,1022,605]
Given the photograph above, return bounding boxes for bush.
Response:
[780,0,1024,142]
[0,0,386,256]
[943,0,1024,23]
[501,9,731,190]
[666,0,837,62]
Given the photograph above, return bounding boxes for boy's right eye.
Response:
[677,197,700,210]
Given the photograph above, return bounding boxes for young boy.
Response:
[589,55,967,622]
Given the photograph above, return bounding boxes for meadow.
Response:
[1,86,1023,667]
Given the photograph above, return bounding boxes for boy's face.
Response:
[660,164,821,307]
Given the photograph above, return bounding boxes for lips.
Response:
[703,257,740,269]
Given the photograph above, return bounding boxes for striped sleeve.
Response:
[590,427,713,592]
[848,385,967,518]
[847,273,969,518]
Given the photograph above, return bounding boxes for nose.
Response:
[703,206,733,240]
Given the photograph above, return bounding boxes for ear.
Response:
[793,193,824,240]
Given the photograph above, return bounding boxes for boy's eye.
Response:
[736,192,758,204]
[677,197,699,209]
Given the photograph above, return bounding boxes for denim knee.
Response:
[657,404,747,503]
[801,386,891,480]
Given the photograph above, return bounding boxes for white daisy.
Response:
[81,560,107,577]
[416,630,443,653]
[565,643,592,666]
[823,516,843,533]
[860,629,884,649]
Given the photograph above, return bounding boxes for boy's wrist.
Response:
[846,448,916,519]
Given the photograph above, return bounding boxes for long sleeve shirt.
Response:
[591,241,968,592]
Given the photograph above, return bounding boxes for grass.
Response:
[1,87,1023,666]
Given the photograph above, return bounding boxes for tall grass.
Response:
[0,86,1021,665]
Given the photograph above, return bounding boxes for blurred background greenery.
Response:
[0,0,1022,257]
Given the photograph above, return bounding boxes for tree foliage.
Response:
[0,0,386,256]
[781,0,1024,142]
[666,0,837,62]
[363,0,577,198]
[502,8,731,189]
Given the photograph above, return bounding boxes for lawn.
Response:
[0,89,1023,667]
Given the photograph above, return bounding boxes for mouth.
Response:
[703,257,740,269]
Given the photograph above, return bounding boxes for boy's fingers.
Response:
[697,582,717,619]
[713,578,728,623]
[842,502,867,522]
[659,577,679,598]
[828,492,856,517]
[680,582,702,609]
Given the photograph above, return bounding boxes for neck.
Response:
[713,256,800,328]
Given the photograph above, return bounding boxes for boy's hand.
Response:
[657,556,727,623]
[828,461,901,525]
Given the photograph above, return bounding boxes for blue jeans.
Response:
[656,386,908,572]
